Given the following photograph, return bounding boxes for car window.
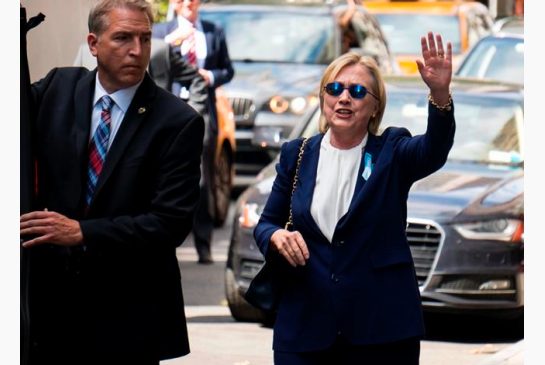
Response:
[201,10,336,64]
[301,108,321,139]
[457,37,524,85]
[380,92,523,164]
[302,91,523,165]
[375,14,461,54]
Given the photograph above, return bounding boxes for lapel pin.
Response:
[138,107,146,114]
[362,152,373,181]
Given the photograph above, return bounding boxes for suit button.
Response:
[330,273,340,283]
[338,240,345,246]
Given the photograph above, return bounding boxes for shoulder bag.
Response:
[244,137,308,313]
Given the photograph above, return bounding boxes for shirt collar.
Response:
[93,74,142,113]
[323,129,368,152]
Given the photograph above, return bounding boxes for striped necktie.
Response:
[86,95,113,207]
[186,29,197,66]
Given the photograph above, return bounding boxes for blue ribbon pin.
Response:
[362,152,373,181]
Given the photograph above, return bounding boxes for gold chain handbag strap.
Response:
[285,138,308,230]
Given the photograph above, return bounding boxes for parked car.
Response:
[73,40,236,226]
[364,0,494,75]
[200,0,398,186]
[225,76,524,324]
[493,15,524,35]
[456,33,524,85]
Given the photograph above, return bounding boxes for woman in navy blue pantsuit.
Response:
[254,32,456,365]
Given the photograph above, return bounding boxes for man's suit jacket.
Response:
[254,106,455,352]
[28,67,204,361]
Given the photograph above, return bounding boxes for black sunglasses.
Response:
[324,82,378,100]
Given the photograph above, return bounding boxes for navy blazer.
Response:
[254,105,455,352]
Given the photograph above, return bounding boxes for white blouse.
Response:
[310,130,368,242]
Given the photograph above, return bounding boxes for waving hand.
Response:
[416,32,452,106]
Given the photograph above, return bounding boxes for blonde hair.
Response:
[88,0,153,35]
[318,52,386,135]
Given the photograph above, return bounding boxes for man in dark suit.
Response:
[19,1,203,364]
[153,0,235,264]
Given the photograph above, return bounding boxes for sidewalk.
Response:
[476,340,523,365]
[161,306,274,365]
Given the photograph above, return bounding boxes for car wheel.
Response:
[212,147,232,227]
[225,267,270,323]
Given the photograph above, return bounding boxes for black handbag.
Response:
[244,138,308,312]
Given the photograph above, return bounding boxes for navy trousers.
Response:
[274,336,421,365]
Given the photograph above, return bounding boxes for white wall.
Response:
[23,0,95,82]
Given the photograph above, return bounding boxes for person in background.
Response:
[338,0,360,29]
[20,1,203,364]
[153,0,234,264]
[338,0,361,54]
[254,32,455,364]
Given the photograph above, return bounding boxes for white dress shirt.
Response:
[89,75,141,150]
[310,130,368,242]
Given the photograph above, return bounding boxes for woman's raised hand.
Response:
[416,32,452,104]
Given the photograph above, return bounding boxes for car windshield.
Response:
[200,10,335,64]
[456,37,524,85]
[375,14,461,54]
[301,91,523,165]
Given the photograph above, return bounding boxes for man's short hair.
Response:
[88,0,153,35]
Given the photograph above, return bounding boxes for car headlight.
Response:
[453,219,523,242]
[238,202,263,229]
[266,95,318,115]
[268,96,289,114]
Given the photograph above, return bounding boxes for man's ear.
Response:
[87,33,99,57]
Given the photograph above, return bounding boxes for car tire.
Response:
[212,147,233,227]
[225,267,271,323]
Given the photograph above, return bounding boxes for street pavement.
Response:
[158,204,523,365]
[162,304,524,365]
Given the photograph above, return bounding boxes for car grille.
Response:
[406,220,442,286]
[229,97,255,125]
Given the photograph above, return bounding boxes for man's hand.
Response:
[270,229,310,267]
[20,210,83,248]
[197,68,211,86]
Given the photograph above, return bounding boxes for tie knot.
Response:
[101,95,114,111]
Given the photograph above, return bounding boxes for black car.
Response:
[225,76,524,324]
[201,0,398,186]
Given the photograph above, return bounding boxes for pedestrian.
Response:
[253,32,455,364]
[153,0,235,264]
[338,0,361,53]
[19,1,204,364]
